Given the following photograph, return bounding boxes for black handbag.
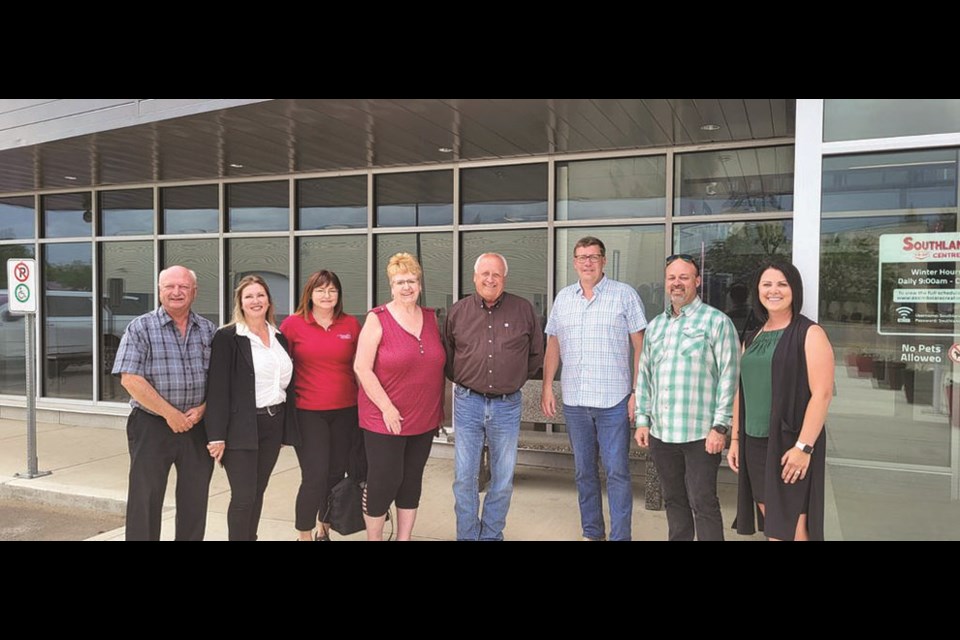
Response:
[323,477,366,536]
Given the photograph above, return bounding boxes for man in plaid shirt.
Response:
[635,254,739,541]
[112,265,217,541]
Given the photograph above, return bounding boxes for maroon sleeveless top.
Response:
[357,305,446,436]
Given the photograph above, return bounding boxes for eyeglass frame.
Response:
[665,253,700,276]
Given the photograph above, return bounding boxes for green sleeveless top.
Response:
[740,328,784,438]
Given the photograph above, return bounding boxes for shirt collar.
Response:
[305,311,341,326]
[236,321,279,337]
[157,306,200,327]
[474,292,505,310]
[575,274,607,296]
[669,295,703,318]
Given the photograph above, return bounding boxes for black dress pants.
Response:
[125,408,214,541]
[222,411,285,541]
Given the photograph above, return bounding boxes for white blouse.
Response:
[236,322,293,409]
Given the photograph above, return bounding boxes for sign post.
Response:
[7,258,51,479]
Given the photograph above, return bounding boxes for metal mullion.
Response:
[452,165,461,301]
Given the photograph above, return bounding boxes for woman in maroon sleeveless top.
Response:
[354,252,446,541]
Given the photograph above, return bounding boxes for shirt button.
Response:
[488,325,492,329]
[488,385,493,388]
[488,339,492,343]
[488,355,492,358]
[488,370,492,373]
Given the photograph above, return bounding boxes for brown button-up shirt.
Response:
[443,292,544,395]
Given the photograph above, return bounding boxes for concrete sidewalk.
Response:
[0,418,762,541]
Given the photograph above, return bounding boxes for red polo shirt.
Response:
[279,312,361,411]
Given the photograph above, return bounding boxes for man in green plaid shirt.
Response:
[635,254,739,541]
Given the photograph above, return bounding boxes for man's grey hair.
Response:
[158,265,198,286]
[473,252,508,277]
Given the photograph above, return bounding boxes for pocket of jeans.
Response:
[453,384,470,399]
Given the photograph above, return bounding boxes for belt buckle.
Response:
[266,403,279,417]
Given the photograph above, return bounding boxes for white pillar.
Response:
[792,99,825,320]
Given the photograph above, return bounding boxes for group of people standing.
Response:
[112,234,834,542]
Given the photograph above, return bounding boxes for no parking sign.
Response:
[6,258,37,313]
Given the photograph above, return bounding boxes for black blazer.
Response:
[205,325,301,450]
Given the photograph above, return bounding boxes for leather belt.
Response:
[466,387,517,400]
[256,402,284,416]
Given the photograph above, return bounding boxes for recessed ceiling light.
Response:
[438,147,453,153]
[229,163,244,169]
[700,124,721,131]
[64,175,78,180]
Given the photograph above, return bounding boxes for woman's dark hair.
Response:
[751,258,804,322]
[295,270,344,320]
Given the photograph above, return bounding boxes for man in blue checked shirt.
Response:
[112,265,217,541]
[634,254,739,541]
[541,236,647,541]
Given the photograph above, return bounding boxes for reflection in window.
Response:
[298,235,369,318]
[461,164,548,224]
[227,237,290,324]
[0,196,35,240]
[460,229,547,318]
[162,185,219,234]
[822,150,957,214]
[161,239,219,326]
[824,99,960,142]
[374,233,452,311]
[299,176,367,230]
[42,193,92,239]
[42,243,93,399]
[674,146,794,216]
[674,220,793,335]
[100,242,154,401]
[100,189,153,237]
[227,181,289,232]
[0,243,35,394]
[375,171,452,227]
[557,156,666,220]
[556,226,666,320]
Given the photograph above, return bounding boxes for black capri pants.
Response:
[362,428,436,518]
[294,406,359,531]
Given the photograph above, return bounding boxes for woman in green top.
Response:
[727,260,835,541]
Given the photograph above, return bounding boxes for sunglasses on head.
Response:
[665,254,700,274]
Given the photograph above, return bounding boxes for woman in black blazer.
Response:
[205,275,300,541]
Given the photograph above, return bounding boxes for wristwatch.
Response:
[795,441,814,454]
[711,425,729,435]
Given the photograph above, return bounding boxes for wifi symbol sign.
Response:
[896,306,913,318]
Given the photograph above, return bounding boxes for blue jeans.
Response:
[453,384,523,541]
[563,394,633,541]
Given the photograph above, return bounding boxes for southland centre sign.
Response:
[879,232,960,336]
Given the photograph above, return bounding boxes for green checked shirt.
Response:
[635,296,740,443]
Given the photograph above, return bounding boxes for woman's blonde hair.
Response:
[386,252,422,281]
[229,275,276,327]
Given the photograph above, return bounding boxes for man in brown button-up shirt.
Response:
[444,252,544,540]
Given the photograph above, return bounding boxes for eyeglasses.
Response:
[665,254,695,265]
[391,278,419,287]
[573,254,604,264]
[314,288,338,298]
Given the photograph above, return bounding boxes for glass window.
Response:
[100,189,153,237]
[299,176,367,230]
[556,226,666,320]
[374,233,453,311]
[461,164,548,224]
[42,193,92,239]
[0,243,35,395]
[161,239,219,326]
[161,185,219,234]
[460,228,548,319]
[823,150,957,214]
[820,149,960,540]
[0,196,35,240]
[297,235,369,319]
[227,237,290,324]
[824,99,960,142]
[674,146,794,216]
[673,220,793,336]
[42,243,92,399]
[556,156,666,220]
[227,181,289,232]
[375,171,452,227]
[100,241,154,401]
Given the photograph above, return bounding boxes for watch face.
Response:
[713,425,729,435]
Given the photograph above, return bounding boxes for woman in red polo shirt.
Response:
[280,270,361,541]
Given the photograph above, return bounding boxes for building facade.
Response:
[1,98,958,539]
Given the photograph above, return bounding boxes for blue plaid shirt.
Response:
[112,307,217,413]
[545,276,647,409]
